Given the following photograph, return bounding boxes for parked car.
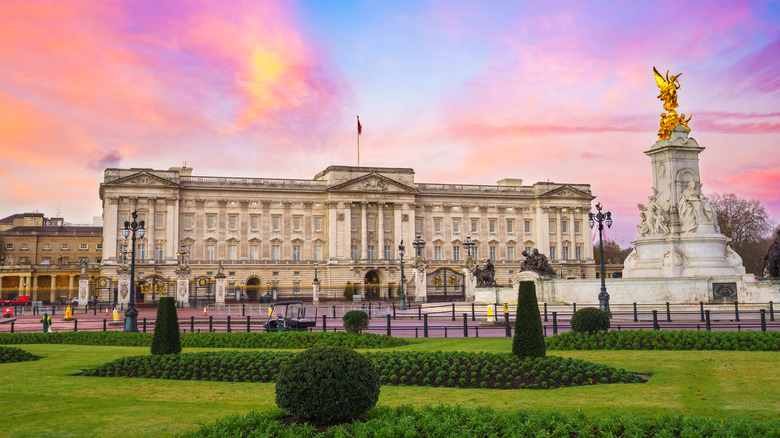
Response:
[0,296,31,306]
[69,297,96,308]
[263,301,318,332]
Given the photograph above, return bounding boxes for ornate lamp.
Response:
[122,211,145,332]
[398,240,406,310]
[589,203,613,318]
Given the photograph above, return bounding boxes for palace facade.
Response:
[98,165,596,303]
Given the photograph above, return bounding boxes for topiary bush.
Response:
[275,346,380,422]
[150,297,181,355]
[570,307,611,334]
[512,281,546,358]
[343,310,369,334]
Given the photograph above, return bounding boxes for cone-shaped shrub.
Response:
[276,346,380,422]
[343,281,356,299]
[512,281,546,358]
[151,297,181,355]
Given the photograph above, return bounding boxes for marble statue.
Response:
[678,181,717,233]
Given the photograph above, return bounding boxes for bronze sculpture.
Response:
[653,67,692,140]
[757,229,780,278]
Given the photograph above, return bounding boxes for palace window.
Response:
[79,243,88,250]
[367,245,375,260]
[351,217,358,232]
[5,243,11,250]
[350,245,358,260]
[293,280,301,295]
[575,220,581,233]
[156,245,164,260]
[314,217,322,232]
[489,220,496,233]
[489,246,496,260]
[453,220,460,233]
[293,216,302,232]
[549,246,556,260]
[384,216,392,232]
[156,212,165,230]
[473,247,479,260]
[508,246,515,261]
[415,217,423,233]
[384,245,391,260]
[229,244,238,260]
[563,246,569,260]
[293,245,301,261]
[524,220,531,233]
[434,218,442,233]
[549,220,556,233]
[471,219,478,233]
[62,243,69,250]
[206,245,215,261]
[367,217,375,232]
[228,215,238,230]
[272,245,281,260]
[206,215,216,230]
[183,214,193,230]
[250,245,259,261]
[314,246,323,261]
[435,246,442,260]
[453,246,460,261]
[21,243,29,250]
[250,215,260,231]
[562,221,568,233]
[576,245,582,260]
[507,220,514,234]
[43,243,51,250]
[138,244,147,260]
[96,244,103,250]
[272,216,281,231]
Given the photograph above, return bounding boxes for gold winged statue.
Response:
[653,67,692,140]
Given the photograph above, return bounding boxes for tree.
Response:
[151,297,181,355]
[710,193,775,274]
[512,281,546,358]
[593,240,633,265]
[343,281,356,299]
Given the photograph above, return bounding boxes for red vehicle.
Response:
[0,296,32,306]
[2,307,14,318]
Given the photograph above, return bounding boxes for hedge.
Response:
[545,329,780,351]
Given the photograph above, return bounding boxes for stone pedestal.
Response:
[464,257,477,302]
[623,126,746,279]
[176,269,191,306]
[312,281,320,305]
[413,268,427,303]
[78,275,89,308]
[214,272,226,305]
[117,269,131,306]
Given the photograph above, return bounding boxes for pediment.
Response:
[539,185,593,199]
[104,171,180,188]
[327,173,418,194]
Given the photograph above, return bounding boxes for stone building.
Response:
[0,213,102,302]
[98,165,596,304]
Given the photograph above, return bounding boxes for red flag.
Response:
[357,119,362,135]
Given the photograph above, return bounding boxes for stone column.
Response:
[165,198,177,260]
[343,204,352,260]
[312,280,320,305]
[176,268,191,306]
[377,204,385,260]
[214,271,226,305]
[105,197,119,262]
[31,275,38,301]
[393,204,403,261]
[360,202,368,259]
[146,198,156,262]
[406,204,416,257]
[78,274,89,308]
[328,202,338,260]
[68,275,75,300]
[117,269,131,305]
[50,275,57,303]
[0,276,3,298]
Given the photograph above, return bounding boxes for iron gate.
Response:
[426,266,465,301]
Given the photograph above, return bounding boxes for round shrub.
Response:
[275,346,380,422]
[570,307,610,334]
[342,310,369,334]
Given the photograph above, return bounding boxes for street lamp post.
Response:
[412,233,426,257]
[463,234,475,258]
[176,243,189,267]
[398,240,407,310]
[122,211,145,332]
[313,262,319,283]
[588,202,613,318]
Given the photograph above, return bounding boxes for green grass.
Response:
[1,339,778,437]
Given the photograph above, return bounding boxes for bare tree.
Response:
[709,193,775,274]
[593,240,633,265]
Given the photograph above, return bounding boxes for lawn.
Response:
[1,339,778,437]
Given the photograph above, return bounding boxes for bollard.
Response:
[505,314,511,337]
[386,314,391,336]
[475,326,479,338]
[471,303,475,321]
[734,302,740,322]
[94,304,97,316]
[633,302,638,322]
[705,310,711,331]
[247,316,251,333]
[74,319,78,332]
[552,312,558,335]
[242,304,245,317]
[393,303,396,319]
[209,315,213,332]
[652,310,659,331]
[544,302,548,322]
[332,305,336,319]
[760,309,767,332]
[418,306,422,321]
[191,316,194,332]
[369,302,372,319]
[322,315,327,332]
[415,327,418,338]
[700,302,705,322]
[423,314,429,338]
[452,303,456,321]
[143,318,147,333]
[444,326,448,338]
[770,301,775,322]
[103,319,106,331]
[463,313,468,338]
[666,302,671,322]
[10,321,14,333]
[573,303,577,313]
[227,315,231,333]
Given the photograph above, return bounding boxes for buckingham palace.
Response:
[97,165,596,304]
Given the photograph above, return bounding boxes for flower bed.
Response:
[0,331,407,349]
[177,405,780,437]
[0,346,40,364]
[82,350,644,389]
[546,329,780,351]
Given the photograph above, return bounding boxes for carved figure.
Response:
[520,249,557,277]
[80,258,89,275]
[678,181,717,233]
[637,212,651,237]
[757,229,780,277]
[473,259,496,287]
[653,67,692,140]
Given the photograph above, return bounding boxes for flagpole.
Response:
[357,115,360,167]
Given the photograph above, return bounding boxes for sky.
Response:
[1,0,778,246]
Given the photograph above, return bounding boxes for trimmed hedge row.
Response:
[546,329,780,351]
[178,405,780,437]
[0,346,40,364]
[81,350,643,389]
[0,331,408,349]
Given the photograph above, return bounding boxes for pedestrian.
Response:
[41,312,52,333]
